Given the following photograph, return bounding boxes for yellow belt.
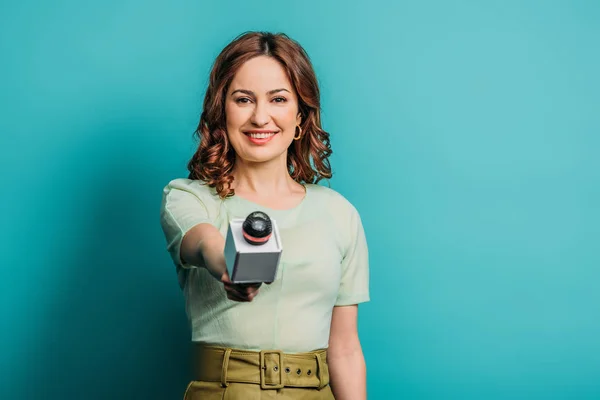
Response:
[192,344,330,390]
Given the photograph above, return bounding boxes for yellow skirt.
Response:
[183,344,335,399]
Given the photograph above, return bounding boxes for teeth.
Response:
[248,132,276,139]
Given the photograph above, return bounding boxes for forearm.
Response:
[180,224,226,278]
[181,235,218,266]
[328,345,367,400]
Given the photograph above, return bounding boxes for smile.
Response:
[243,131,279,145]
[246,132,277,139]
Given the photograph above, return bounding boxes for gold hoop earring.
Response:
[294,125,302,140]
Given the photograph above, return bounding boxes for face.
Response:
[225,56,301,165]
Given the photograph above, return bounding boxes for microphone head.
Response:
[242,211,273,245]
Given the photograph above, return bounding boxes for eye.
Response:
[273,97,287,103]
[235,97,252,104]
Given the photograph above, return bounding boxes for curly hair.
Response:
[187,31,333,199]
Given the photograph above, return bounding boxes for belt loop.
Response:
[220,348,232,387]
[315,352,326,389]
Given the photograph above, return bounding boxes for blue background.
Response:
[1,1,599,399]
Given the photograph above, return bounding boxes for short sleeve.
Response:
[335,206,370,306]
[159,180,215,270]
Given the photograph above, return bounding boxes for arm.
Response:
[327,305,367,400]
[180,222,227,280]
[160,184,225,277]
[180,223,261,301]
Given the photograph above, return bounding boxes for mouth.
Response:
[243,130,279,144]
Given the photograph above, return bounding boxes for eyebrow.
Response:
[230,88,290,96]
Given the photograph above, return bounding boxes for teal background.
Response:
[1,0,598,399]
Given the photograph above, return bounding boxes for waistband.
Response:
[191,343,330,390]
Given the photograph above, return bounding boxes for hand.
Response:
[198,236,272,302]
[220,271,265,302]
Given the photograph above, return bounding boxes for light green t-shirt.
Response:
[160,178,370,353]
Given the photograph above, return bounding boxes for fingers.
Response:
[223,282,261,302]
[220,272,270,302]
[225,288,251,302]
[225,289,255,302]
[220,271,231,283]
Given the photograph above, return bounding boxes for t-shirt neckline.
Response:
[229,184,310,216]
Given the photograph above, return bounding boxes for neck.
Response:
[231,155,297,197]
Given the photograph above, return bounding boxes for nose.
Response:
[250,101,270,126]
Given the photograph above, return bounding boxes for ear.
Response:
[296,112,302,126]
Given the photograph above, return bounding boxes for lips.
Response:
[244,130,279,139]
[243,130,278,145]
[243,130,279,133]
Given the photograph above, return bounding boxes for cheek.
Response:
[225,104,248,128]
[272,106,299,127]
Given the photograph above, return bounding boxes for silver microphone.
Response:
[223,211,283,284]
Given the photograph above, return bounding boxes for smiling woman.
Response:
[159,31,370,400]
[187,32,332,199]
[225,56,302,161]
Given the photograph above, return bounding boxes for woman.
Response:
[160,31,370,399]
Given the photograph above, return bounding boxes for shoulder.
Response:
[307,183,357,209]
[162,178,221,208]
[306,183,360,218]
[163,178,216,196]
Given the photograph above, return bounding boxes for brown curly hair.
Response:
[187,31,333,199]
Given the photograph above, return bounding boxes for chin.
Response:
[232,134,292,163]
[244,152,285,164]
[239,147,287,164]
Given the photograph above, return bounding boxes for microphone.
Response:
[223,211,283,284]
[242,211,273,245]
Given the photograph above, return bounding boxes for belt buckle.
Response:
[259,350,284,389]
